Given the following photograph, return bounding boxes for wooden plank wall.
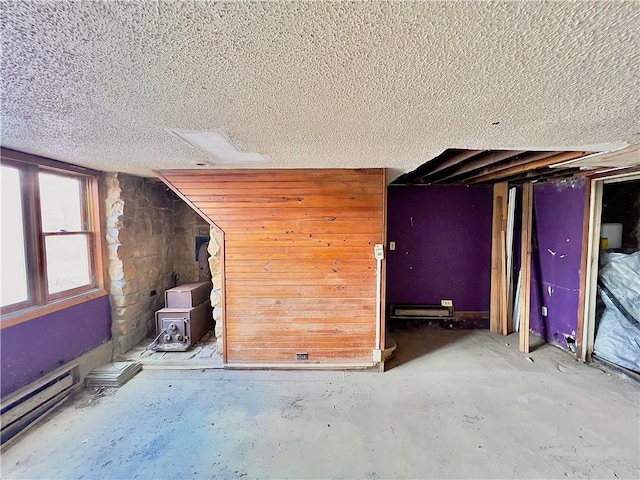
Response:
[157,169,386,365]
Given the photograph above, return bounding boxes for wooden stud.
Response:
[490,183,508,333]
[575,180,593,360]
[505,188,517,334]
[499,229,508,335]
[519,182,534,353]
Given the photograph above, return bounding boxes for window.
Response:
[1,152,104,317]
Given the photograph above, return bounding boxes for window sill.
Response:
[0,289,109,329]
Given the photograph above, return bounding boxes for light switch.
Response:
[389,241,396,251]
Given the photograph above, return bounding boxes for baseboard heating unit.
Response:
[389,300,456,328]
[390,303,455,321]
[1,363,79,447]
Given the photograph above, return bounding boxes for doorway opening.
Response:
[581,172,640,374]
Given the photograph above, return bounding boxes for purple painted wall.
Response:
[529,179,586,349]
[386,185,493,311]
[1,296,111,397]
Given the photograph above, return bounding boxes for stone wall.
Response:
[208,225,224,354]
[105,174,211,355]
[173,199,211,284]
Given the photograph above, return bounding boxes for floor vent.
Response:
[1,363,79,446]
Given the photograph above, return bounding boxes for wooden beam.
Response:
[392,149,484,185]
[456,151,557,183]
[519,182,534,353]
[415,149,487,182]
[575,181,592,360]
[499,229,508,335]
[427,150,525,184]
[490,183,508,333]
[505,187,517,334]
[466,151,589,184]
[432,150,531,184]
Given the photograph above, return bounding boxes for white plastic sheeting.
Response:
[594,252,640,372]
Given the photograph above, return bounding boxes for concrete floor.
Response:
[117,331,223,369]
[2,329,639,480]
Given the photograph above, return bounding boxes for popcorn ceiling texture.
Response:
[2,1,639,177]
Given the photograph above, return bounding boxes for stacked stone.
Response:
[104,173,214,355]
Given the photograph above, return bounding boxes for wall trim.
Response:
[0,289,108,330]
[225,362,377,370]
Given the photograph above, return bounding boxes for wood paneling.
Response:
[157,169,385,365]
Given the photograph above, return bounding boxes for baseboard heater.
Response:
[1,363,79,446]
[390,303,455,321]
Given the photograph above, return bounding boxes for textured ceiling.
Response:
[2,1,639,178]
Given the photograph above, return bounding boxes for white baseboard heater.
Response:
[1,363,79,446]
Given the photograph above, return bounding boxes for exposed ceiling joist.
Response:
[434,150,552,184]
[392,149,483,185]
[464,151,590,184]
[423,150,526,184]
[392,149,594,186]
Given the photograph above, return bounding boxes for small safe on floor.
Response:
[154,282,213,352]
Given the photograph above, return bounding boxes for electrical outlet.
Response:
[296,353,308,360]
[541,306,548,317]
[389,241,396,251]
[441,299,454,307]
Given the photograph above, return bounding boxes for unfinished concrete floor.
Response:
[2,329,639,480]
[117,331,223,369]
